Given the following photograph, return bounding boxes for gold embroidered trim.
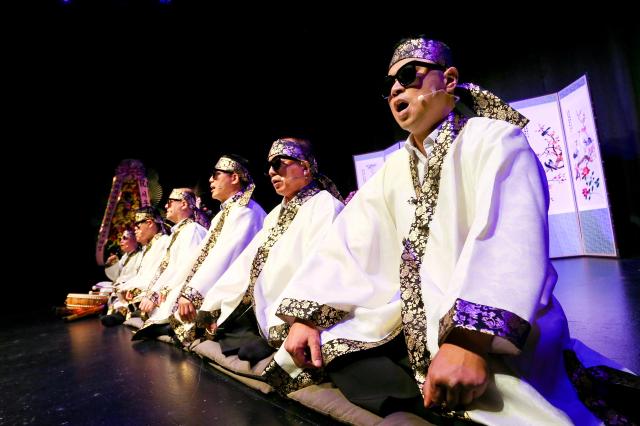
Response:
[237,183,321,334]
[169,189,255,346]
[180,286,204,311]
[179,189,247,290]
[267,323,290,348]
[148,291,160,306]
[136,233,161,274]
[276,298,349,329]
[459,83,528,129]
[389,38,452,68]
[263,327,403,394]
[168,315,196,346]
[145,218,193,291]
[262,358,325,396]
[439,298,531,350]
[322,327,403,366]
[399,112,467,392]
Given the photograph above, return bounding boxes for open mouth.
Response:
[396,101,409,113]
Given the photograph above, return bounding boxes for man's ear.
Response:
[231,173,240,185]
[443,66,459,92]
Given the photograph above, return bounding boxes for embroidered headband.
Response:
[168,188,197,205]
[268,138,319,175]
[214,156,253,185]
[167,188,211,229]
[268,138,344,203]
[215,155,255,206]
[389,37,452,69]
[135,207,163,225]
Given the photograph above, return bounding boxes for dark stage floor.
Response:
[553,257,640,373]
[1,257,638,425]
[0,317,338,425]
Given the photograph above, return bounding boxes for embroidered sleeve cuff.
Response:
[267,323,291,348]
[159,287,170,299]
[276,298,349,329]
[128,288,141,300]
[438,298,530,351]
[262,358,325,396]
[148,291,160,306]
[180,286,204,310]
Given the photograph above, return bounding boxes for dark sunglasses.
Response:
[382,60,446,99]
[134,219,149,227]
[267,155,301,173]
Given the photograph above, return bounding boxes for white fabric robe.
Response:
[113,251,143,286]
[143,219,207,322]
[275,117,607,425]
[118,234,170,292]
[201,190,343,339]
[95,250,143,290]
[149,199,266,325]
[104,258,123,282]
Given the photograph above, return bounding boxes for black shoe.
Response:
[237,338,275,366]
[132,323,173,341]
[100,312,125,327]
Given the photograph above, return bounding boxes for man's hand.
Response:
[283,321,323,368]
[178,297,196,322]
[106,254,119,266]
[423,330,492,409]
[206,322,218,336]
[139,297,155,313]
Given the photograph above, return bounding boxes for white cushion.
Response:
[191,340,274,394]
[123,317,143,329]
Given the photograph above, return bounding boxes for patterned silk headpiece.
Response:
[268,138,343,203]
[168,188,210,229]
[214,156,253,186]
[168,188,197,206]
[389,37,452,68]
[135,207,163,225]
[268,138,319,175]
[214,155,255,205]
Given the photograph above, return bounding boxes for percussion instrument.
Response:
[65,293,109,309]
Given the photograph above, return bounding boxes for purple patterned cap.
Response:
[389,38,452,69]
[268,138,318,174]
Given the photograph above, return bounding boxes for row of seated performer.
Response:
[94,37,638,426]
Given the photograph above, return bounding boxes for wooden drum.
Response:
[65,293,109,309]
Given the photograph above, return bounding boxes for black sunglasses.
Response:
[267,155,301,173]
[382,60,446,99]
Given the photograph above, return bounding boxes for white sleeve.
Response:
[185,206,265,299]
[438,121,553,355]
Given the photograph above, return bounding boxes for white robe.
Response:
[275,117,605,425]
[118,234,170,293]
[95,250,143,291]
[112,251,143,286]
[201,190,343,340]
[142,219,207,322]
[104,258,122,282]
[149,199,266,325]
